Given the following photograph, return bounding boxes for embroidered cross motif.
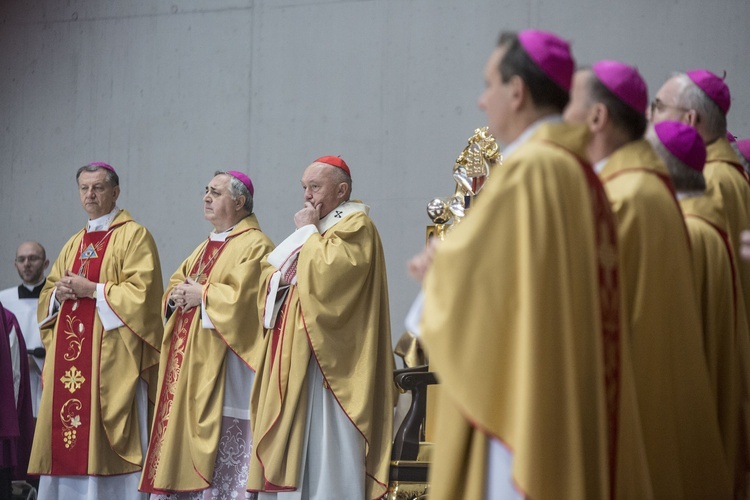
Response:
[60,366,86,393]
[334,210,343,218]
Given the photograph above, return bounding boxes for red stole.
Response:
[141,239,227,492]
[50,228,114,475]
[262,290,298,492]
[581,158,622,500]
[545,140,622,498]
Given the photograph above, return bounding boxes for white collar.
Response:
[676,190,704,200]
[317,201,369,234]
[87,206,120,231]
[594,157,610,174]
[502,115,562,159]
[22,278,45,291]
[209,226,234,242]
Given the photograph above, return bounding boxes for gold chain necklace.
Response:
[191,237,231,282]
[75,225,117,278]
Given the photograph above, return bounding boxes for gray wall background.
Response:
[2,0,749,350]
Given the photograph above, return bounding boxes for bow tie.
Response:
[18,283,43,299]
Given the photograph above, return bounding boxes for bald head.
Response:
[18,241,45,260]
[14,241,49,285]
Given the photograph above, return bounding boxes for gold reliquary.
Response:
[426,126,501,241]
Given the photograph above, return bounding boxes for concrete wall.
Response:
[2,0,749,348]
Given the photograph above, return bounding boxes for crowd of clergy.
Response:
[2,26,750,500]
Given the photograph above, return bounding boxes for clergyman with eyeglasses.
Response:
[564,62,732,497]
[651,70,750,359]
[0,241,49,417]
[27,162,164,500]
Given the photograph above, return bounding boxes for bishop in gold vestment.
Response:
[140,171,274,498]
[652,69,750,350]
[419,31,645,500]
[705,137,750,329]
[649,121,750,496]
[247,157,395,500]
[29,162,163,500]
[422,118,622,499]
[565,62,731,498]
[597,140,731,497]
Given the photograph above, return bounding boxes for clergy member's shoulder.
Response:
[115,211,159,241]
[0,286,17,302]
[60,227,87,252]
[337,207,379,234]
[321,211,385,251]
[602,168,672,205]
[494,141,584,190]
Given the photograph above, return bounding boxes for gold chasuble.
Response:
[681,194,750,495]
[599,140,732,498]
[248,209,395,499]
[421,122,646,499]
[705,138,750,336]
[29,209,163,476]
[140,214,274,493]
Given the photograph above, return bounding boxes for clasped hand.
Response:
[55,270,95,302]
[170,277,202,311]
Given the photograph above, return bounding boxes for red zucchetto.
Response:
[314,155,351,177]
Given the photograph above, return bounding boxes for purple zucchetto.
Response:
[226,170,254,197]
[88,162,116,173]
[737,139,750,163]
[654,120,706,172]
[592,60,648,115]
[686,69,731,115]
[518,29,575,93]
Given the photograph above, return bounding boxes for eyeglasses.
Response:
[15,255,43,264]
[649,98,690,117]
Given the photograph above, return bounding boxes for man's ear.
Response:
[235,195,246,211]
[337,182,349,200]
[684,109,699,128]
[508,75,526,111]
[589,102,609,133]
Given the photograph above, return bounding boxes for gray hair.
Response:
[329,166,352,201]
[674,73,727,143]
[215,170,253,215]
[730,141,750,176]
[646,128,706,192]
[76,164,119,186]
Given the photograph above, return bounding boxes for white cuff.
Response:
[9,325,20,406]
[405,290,424,337]
[201,294,215,329]
[39,287,60,328]
[268,225,318,268]
[97,284,125,331]
[264,272,288,329]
